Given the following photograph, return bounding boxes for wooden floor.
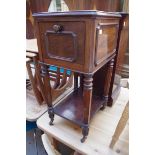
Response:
[37,87,129,155]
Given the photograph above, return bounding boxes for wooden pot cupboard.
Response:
[33,11,126,142]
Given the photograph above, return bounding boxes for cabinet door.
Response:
[94,21,119,66]
[38,21,86,65]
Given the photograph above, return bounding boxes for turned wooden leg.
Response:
[81,126,89,143]
[41,64,54,125]
[108,15,127,106]
[48,106,54,125]
[103,58,115,107]
[81,74,93,142]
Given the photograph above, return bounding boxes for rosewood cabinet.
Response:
[33,11,124,142]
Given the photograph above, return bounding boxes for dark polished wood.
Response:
[103,58,115,105]
[29,0,51,13]
[26,0,35,39]
[36,63,73,103]
[26,0,51,39]
[33,11,123,142]
[82,74,93,142]
[116,14,129,77]
[26,51,73,106]
[33,11,121,74]
[107,13,128,106]
[26,51,44,104]
[54,88,103,126]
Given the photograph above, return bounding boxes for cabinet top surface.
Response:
[33,10,121,18]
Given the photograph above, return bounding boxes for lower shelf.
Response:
[53,88,104,126]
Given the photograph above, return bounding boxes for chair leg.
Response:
[110,102,129,148]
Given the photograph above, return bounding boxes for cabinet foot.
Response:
[100,105,105,110]
[48,106,54,125]
[100,96,108,110]
[81,126,89,143]
[107,97,113,107]
[81,136,87,143]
